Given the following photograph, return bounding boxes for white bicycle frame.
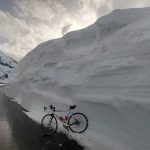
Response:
[45,107,74,126]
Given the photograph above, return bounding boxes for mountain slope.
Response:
[0,52,17,81]
[5,7,150,150]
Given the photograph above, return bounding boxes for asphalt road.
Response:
[0,93,18,150]
[0,90,83,150]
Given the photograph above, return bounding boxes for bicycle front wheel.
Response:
[41,114,58,133]
[68,112,88,134]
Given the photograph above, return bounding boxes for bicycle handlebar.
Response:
[49,105,55,111]
[44,104,76,112]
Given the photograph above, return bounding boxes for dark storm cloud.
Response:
[0,0,150,59]
[0,0,22,16]
[0,0,14,13]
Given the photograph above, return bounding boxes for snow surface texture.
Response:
[0,52,17,82]
[5,7,150,150]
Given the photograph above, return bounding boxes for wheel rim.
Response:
[69,113,88,133]
[41,115,57,132]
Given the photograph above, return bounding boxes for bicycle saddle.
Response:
[69,105,76,110]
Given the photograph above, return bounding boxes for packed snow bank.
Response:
[5,7,150,150]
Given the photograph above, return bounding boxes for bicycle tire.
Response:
[41,114,58,134]
[68,112,88,134]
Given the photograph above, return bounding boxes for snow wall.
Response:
[5,7,150,150]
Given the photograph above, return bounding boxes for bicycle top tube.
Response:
[54,109,69,113]
[45,107,71,113]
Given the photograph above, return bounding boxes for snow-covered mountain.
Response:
[0,52,17,81]
[5,7,150,150]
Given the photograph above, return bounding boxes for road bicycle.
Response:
[41,105,88,134]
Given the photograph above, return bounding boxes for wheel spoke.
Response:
[41,114,57,133]
[68,113,88,133]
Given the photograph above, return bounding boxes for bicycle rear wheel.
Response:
[68,112,88,134]
[41,114,58,134]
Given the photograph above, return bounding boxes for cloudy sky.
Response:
[0,0,150,60]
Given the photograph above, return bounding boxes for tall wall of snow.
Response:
[5,8,150,150]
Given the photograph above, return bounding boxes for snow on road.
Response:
[4,7,150,150]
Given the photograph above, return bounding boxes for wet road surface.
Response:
[0,94,18,150]
[0,90,83,150]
